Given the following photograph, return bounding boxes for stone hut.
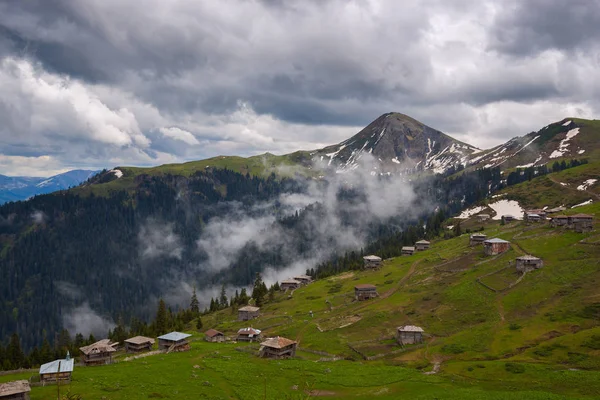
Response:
[157,332,191,352]
[502,215,516,223]
[236,327,262,342]
[204,329,225,343]
[477,214,491,222]
[293,275,313,285]
[469,233,487,246]
[401,246,415,256]
[354,284,378,301]
[0,380,31,400]
[415,240,430,251]
[569,214,594,232]
[259,336,297,359]
[363,255,382,269]
[516,255,544,272]
[550,215,569,227]
[124,336,155,353]
[280,279,301,291]
[79,339,118,366]
[39,353,74,384]
[396,325,424,345]
[483,238,511,256]
[238,306,260,321]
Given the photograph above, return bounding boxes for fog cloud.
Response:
[62,302,115,337]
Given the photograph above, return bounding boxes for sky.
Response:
[0,0,599,176]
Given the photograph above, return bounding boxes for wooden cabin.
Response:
[483,238,511,256]
[415,240,430,251]
[469,233,487,246]
[354,284,378,301]
[79,339,118,366]
[401,246,415,256]
[259,336,297,359]
[569,214,594,232]
[0,380,31,400]
[204,329,225,343]
[526,213,542,222]
[363,255,382,269]
[396,325,424,345]
[550,215,569,227]
[157,332,191,352]
[516,255,544,272]
[236,327,262,342]
[476,214,491,222]
[280,279,301,291]
[238,306,260,321]
[293,275,313,285]
[502,215,516,223]
[39,353,74,384]
[124,336,155,353]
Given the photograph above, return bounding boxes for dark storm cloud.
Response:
[0,0,598,175]
[490,0,600,55]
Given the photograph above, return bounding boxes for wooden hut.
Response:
[236,327,262,342]
[204,329,225,343]
[516,255,544,272]
[401,246,415,256]
[415,240,430,251]
[293,275,313,285]
[259,337,297,359]
[124,336,155,353]
[526,213,542,222]
[396,325,424,345]
[363,255,382,269]
[280,279,301,291]
[39,353,74,384]
[0,380,30,400]
[79,339,118,366]
[483,238,511,256]
[524,209,546,219]
[157,332,191,352]
[569,214,594,232]
[238,306,260,321]
[354,284,378,301]
[550,215,569,227]
[469,233,487,246]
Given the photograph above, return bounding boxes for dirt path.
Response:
[496,295,505,322]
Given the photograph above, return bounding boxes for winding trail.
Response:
[547,174,600,201]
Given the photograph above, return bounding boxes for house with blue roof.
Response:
[39,352,74,384]
[158,332,192,352]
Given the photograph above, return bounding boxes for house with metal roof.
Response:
[39,352,74,384]
[236,327,262,342]
[124,336,155,353]
[483,238,511,256]
[0,380,30,400]
[516,255,544,272]
[259,336,297,358]
[354,284,378,301]
[238,305,260,321]
[415,240,430,251]
[280,279,301,291]
[363,255,382,269]
[401,246,415,256]
[396,325,424,345]
[469,233,487,246]
[293,275,313,285]
[205,329,225,343]
[157,332,192,352]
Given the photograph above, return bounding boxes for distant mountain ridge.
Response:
[0,169,99,204]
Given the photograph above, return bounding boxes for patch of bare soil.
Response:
[308,390,337,396]
[329,272,354,281]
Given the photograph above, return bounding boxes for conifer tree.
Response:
[219,284,228,308]
[155,298,168,336]
[190,287,200,315]
[196,316,203,330]
[252,273,267,307]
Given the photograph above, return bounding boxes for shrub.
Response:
[384,280,394,285]
[505,363,525,374]
[582,335,600,350]
[442,344,466,354]
[508,323,521,331]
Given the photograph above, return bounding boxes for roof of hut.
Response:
[124,336,155,345]
[237,327,261,335]
[354,284,377,290]
[260,336,297,349]
[79,339,118,355]
[402,246,416,251]
[0,380,31,396]
[516,255,541,261]
[239,306,260,312]
[397,325,424,333]
[39,358,74,374]
[570,213,593,218]
[484,238,510,244]
[415,240,430,244]
[205,329,224,338]
[363,255,382,261]
[157,332,191,342]
[281,279,301,284]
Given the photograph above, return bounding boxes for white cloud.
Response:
[159,127,201,145]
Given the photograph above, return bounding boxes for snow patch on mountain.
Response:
[577,179,597,191]
[562,120,572,126]
[549,128,580,159]
[456,206,485,219]
[571,199,593,208]
[110,169,123,178]
[489,200,523,220]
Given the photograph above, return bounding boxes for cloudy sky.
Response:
[0,0,598,176]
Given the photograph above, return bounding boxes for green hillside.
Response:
[3,202,599,399]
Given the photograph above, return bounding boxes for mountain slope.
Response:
[0,169,99,204]
[312,112,479,174]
